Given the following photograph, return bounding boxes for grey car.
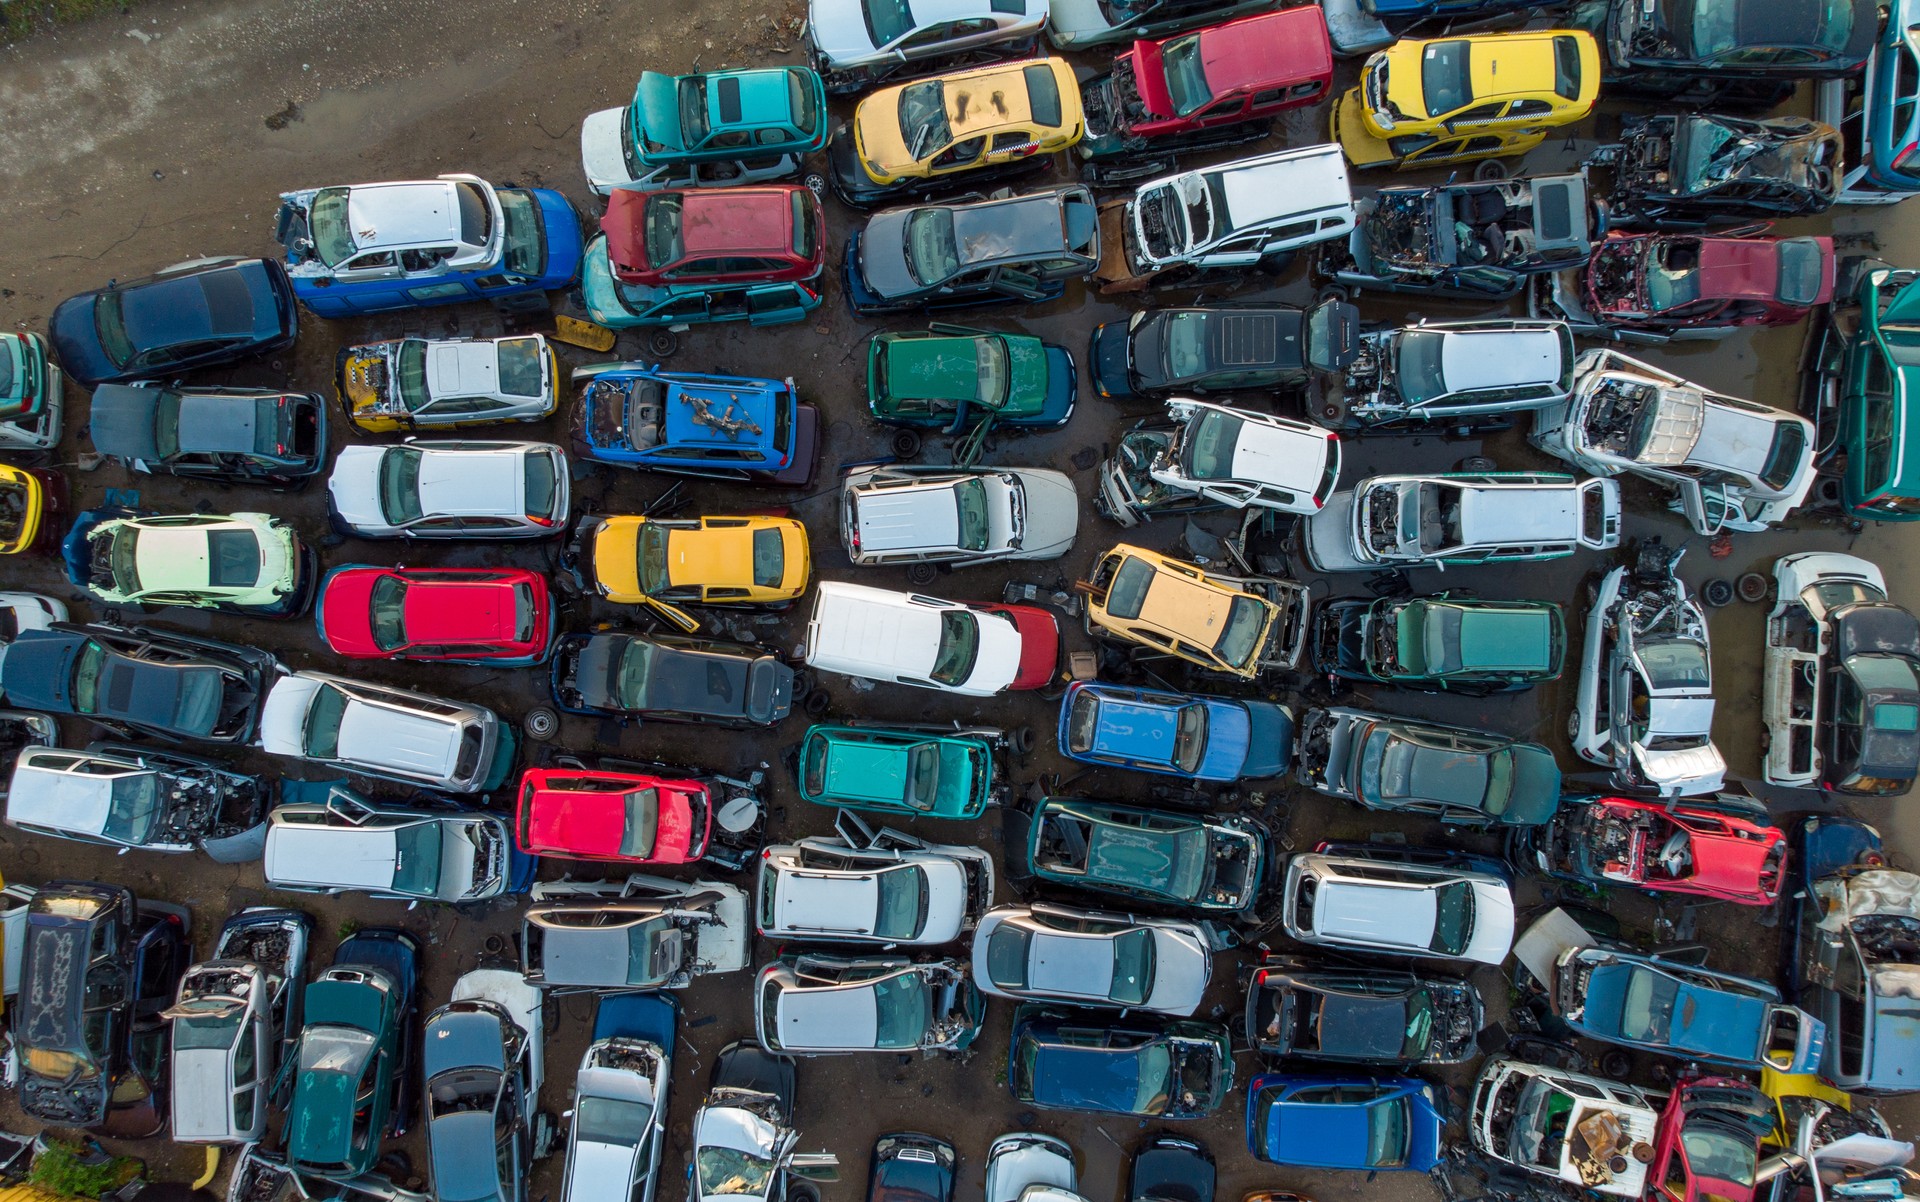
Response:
[1294,707,1562,827]
[806,0,1047,93]
[972,902,1214,1016]
[89,382,328,486]
[1332,320,1575,430]
[522,876,749,991]
[846,186,1099,316]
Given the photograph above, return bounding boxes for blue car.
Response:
[273,174,583,318]
[1057,681,1292,782]
[1009,1006,1233,1120]
[1245,1074,1442,1172]
[571,362,819,486]
[48,257,299,389]
[580,234,822,330]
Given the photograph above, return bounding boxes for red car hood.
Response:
[405,581,520,644]
[320,570,383,656]
[979,603,1059,690]
[532,783,704,863]
[1684,833,1781,900]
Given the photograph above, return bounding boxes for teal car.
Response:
[1011,796,1267,915]
[581,233,822,329]
[285,929,419,1180]
[579,66,829,196]
[797,724,998,819]
[0,332,63,450]
[1319,594,1566,695]
[868,327,1077,431]
[1807,264,1920,521]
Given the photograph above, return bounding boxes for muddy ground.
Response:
[0,0,1916,1197]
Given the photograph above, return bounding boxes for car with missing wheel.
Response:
[579,66,829,196]
[1058,680,1291,783]
[795,724,1004,820]
[264,785,528,903]
[803,580,1058,696]
[974,902,1215,1016]
[1293,707,1561,828]
[258,670,517,794]
[1246,961,1482,1066]
[327,440,571,540]
[1279,847,1515,965]
[88,382,326,487]
[573,363,818,487]
[755,954,985,1054]
[756,835,994,945]
[551,630,797,728]
[1314,593,1567,694]
[1603,114,1841,226]
[1081,544,1308,678]
[1303,471,1620,573]
[336,334,560,433]
[844,185,1099,316]
[63,509,316,619]
[840,465,1078,568]
[1009,795,1267,915]
[804,0,1048,95]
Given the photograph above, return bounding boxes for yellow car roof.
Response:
[860,57,1077,145]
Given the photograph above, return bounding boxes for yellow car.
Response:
[583,514,810,632]
[1332,113,1550,171]
[0,464,55,555]
[839,58,1083,199]
[1079,544,1287,680]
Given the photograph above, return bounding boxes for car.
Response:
[579,67,829,196]
[1078,8,1332,186]
[1646,1079,1775,1202]
[0,332,63,450]
[286,928,421,1180]
[840,466,1078,567]
[515,762,714,866]
[1762,552,1920,794]
[1009,1005,1232,1118]
[0,622,280,745]
[1279,847,1515,965]
[1331,120,1552,174]
[688,1041,838,1202]
[1045,0,1280,49]
[1803,264,1920,521]
[1246,961,1482,1066]
[0,463,58,555]
[1818,0,1920,200]
[756,835,994,945]
[15,881,189,1137]
[844,186,1099,316]
[1468,1057,1660,1199]
[559,992,675,1202]
[1081,544,1307,678]
[423,992,538,1202]
[7,743,272,856]
[88,382,328,487]
[1552,942,1826,1072]
[600,185,823,289]
[1093,400,1342,526]
[1009,795,1266,915]
[803,580,1058,696]
[62,509,315,618]
[1244,1074,1443,1171]
[327,440,571,540]
[755,954,984,1055]
[985,1132,1083,1202]
[1600,0,1874,105]
[570,514,810,633]
[868,1134,956,1202]
[274,175,583,317]
[1057,680,1292,782]
[1569,544,1728,798]
[1517,793,1786,907]
[579,235,824,330]
[866,326,1077,433]
[1605,114,1842,226]
[1088,298,1358,403]
[1316,173,1602,301]
[805,0,1047,94]
[224,1146,435,1202]
[258,670,516,793]
[1303,471,1621,573]
[264,785,529,902]
[1293,708,1560,828]
[572,362,818,486]
[795,725,1003,820]
[48,256,298,388]
[1126,1138,1214,1202]
[316,566,554,665]
[0,713,56,800]
[550,630,796,728]
[1327,320,1576,431]
[1332,31,1599,171]
[1314,594,1567,695]
[828,58,1083,208]
[521,875,750,991]
[336,334,560,433]
[974,902,1214,1016]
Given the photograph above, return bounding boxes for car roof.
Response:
[535,922,649,987]
[1207,146,1349,231]
[268,822,403,889]
[662,377,784,451]
[774,978,890,1048]
[1429,327,1566,391]
[415,445,528,517]
[8,753,133,836]
[1176,8,1331,95]
[606,188,795,268]
[1447,604,1560,669]
[851,478,967,553]
[951,194,1075,266]
[338,695,462,776]
[1455,481,1580,543]
[1019,1029,1157,1109]
[1211,412,1331,487]
[1025,927,1119,998]
[774,869,881,931]
[927,61,1052,137]
[1317,879,1436,950]
[343,180,479,251]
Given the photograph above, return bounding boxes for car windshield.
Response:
[1428,881,1475,955]
[496,339,545,397]
[1620,966,1679,1041]
[577,1096,653,1147]
[1132,1043,1173,1112]
[873,972,929,1048]
[861,0,915,45]
[109,529,142,593]
[102,773,162,844]
[1641,640,1711,690]
[677,77,711,145]
[1683,1127,1759,1187]
[1175,704,1208,773]
[615,639,656,707]
[151,392,185,458]
[752,527,786,589]
[298,1026,376,1080]
[645,194,685,267]
[1214,595,1268,669]
[1065,690,1099,753]
[1161,313,1210,381]
[498,188,547,276]
[70,641,106,714]
[897,81,952,161]
[930,610,980,686]
[1760,419,1808,490]
[975,338,1011,407]
[93,292,135,369]
[1103,556,1157,619]
[378,448,425,525]
[391,821,444,895]
[906,743,942,809]
[1393,332,1448,405]
[1849,653,1920,695]
[1679,121,1748,190]
[1400,990,1434,1058]
[1110,928,1155,1006]
[395,341,431,411]
[1421,41,1471,115]
[303,684,350,759]
[1185,409,1242,481]
[953,479,991,551]
[698,1147,774,1198]
[1776,238,1825,307]
[1367,1098,1412,1167]
[620,789,660,858]
[875,867,929,940]
[636,523,671,595]
[1159,35,1214,116]
[307,188,358,267]
[1691,0,1851,55]
[172,1002,243,1050]
[1481,750,1515,815]
[525,451,558,522]
[904,209,959,285]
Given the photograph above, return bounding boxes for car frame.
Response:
[1603,114,1841,226]
[521,875,750,992]
[1467,1056,1660,1198]
[1646,1078,1775,1202]
[1246,959,1482,1066]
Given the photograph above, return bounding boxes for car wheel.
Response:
[1473,158,1509,181]
[788,670,814,704]
[802,690,832,717]
[1007,726,1034,756]
[648,329,679,358]
[1702,578,1735,607]
[906,563,939,586]
[523,707,560,741]
[890,429,922,458]
[1736,572,1769,604]
[1458,456,1497,473]
[1566,710,1582,742]
[803,172,828,199]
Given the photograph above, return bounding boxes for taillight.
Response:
[527,514,557,527]
[1895,141,1920,174]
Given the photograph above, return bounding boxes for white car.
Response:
[757,837,993,946]
[560,995,673,1202]
[1125,144,1353,274]
[1045,0,1275,47]
[262,786,518,902]
[753,954,981,1054]
[277,175,502,282]
[1468,1057,1658,1199]
[1569,546,1727,797]
[1532,348,1817,535]
[841,466,1078,567]
[806,0,1048,92]
[337,334,559,430]
[7,744,267,856]
[985,1133,1084,1202]
[328,440,571,539]
[71,511,310,615]
[0,592,65,647]
[1336,320,1575,428]
[1096,399,1339,526]
[258,670,511,793]
[972,903,1213,1016]
[1304,471,1620,573]
[1279,850,1516,965]
[801,580,1056,696]
[688,1042,836,1202]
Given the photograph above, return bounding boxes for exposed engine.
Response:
[1586,240,1644,307]
[1366,190,1432,266]
[1617,539,1705,649]
[1854,913,1920,963]
[1294,709,1338,789]
[1167,1039,1222,1116]
[1204,825,1259,908]
[150,765,269,846]
[921,962,978,1050]
[1134,187,1181,260]
[583,376,665,451]
[1084,58,1149,138]
[1368,606,1403,675]
[1425,980,1482,1060]
[1579,373,1666,458]
[1362,484,1401,554]
[590,1037,663,1077]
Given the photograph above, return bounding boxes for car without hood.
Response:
[521,875,750,991]
[572,363,817,486]
[687,1040,837,1202]
[286,928,420,1180]
[559,992,676,1202]
[1080,544,1308,677]
[1304,471,1620,573]
[8,743,272,856]
[1246,960,1482,1066]
[1114,144,1352,281]
[756,835,993,945]
[336,334,560,433]
[1517,793,1785,906]
[1010,795,1266,915]
[1468,1057,1660,1198]
[755,953,984,1054]
[0,332,64,450]
[1094,399,1340,527]
[1328,320,1575,430]
[1645,1078,1775,1202]
[422,990,538,1202]
[1604,114,1841,225]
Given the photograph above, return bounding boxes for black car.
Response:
[1128,1136,1214,1202]
[870,1133,955,1202]
[423,998,535,1202]
[1244,961,1483,1067]
[550,631,796,728]
[1605,114,1841,226]
[16,880,190,1138]
[88,383,328,487]
[0,622,281,744]
[48,257,299,388]
[1603,0,1875,104]
[844,186,1099,316]
[1088,299,1358,402]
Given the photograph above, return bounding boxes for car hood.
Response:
[1235,702,1294,780]
[1497,746,1563,826]
[48,294,119,387]
[1632,739,1728,793]
[857,210,919,299]
[580,108,635,191]
[807,0,880,62]
[1142,926,1211,1015]
[0,631,79,711]
[328,447,388,529]
[1461,880,1516,965]
[431,1111,505,1202]
[259,674,324,757]
[1010,469,1079,558]
[88,385,163,460]
[920,859,972,943]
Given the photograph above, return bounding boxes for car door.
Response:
[746,286,810,326]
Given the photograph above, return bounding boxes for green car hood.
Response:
[289,1070,361,1169]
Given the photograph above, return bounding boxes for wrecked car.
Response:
[1646,1078,1775,1202]
[805,0,1046,95]
[1008,795,1267,916]
[0,332,63,450]
[1314,593,1566,694]
[1469,1056,1660,1198]
[1600,0,1874,106]
[552,629,794,730]
[688,1041,836,1202]
[1081,543,1309,677]
[756,954,985,1055]
[558,992,674,1202]
[422,982,544,1202]
[865,326,1078,433]
[1328,320,1574,431]
[1094,399,1341,527]
[264,784,531,904]
[794,724,1005,820]
[336,334,560,433]
[573,362,818,487]
[1245,960,1482,1066]
[1802,263,1920,522]
[7,743,271,859]
[841,466,1078,567]
[1303,471,1620,573]
[1516,793,1786,907]
[1293,707,1561,827]
[63,508,316,619]
[88,382,327,487]
[1602,113,1841,225]
[521,874,750,991]
[1009,1005,1232,1118]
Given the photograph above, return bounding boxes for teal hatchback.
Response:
[581,233,821,329]
[1320,594,1566,695]
[797,724,998,819]
[580,66,829,196]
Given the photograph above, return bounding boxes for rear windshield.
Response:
[1024,64,1062,127]
[496,339,545,397]
[524,451,558,521]
[645,194,685,267]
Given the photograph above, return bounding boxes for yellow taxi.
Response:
[0,463,56,555]
[842,58,1083,195]
[1078,544,1283,680]
[583,514,810,632]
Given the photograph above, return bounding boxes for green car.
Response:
[1320,594,1566,695]
[1013,796,1267,914]
[285,930,419,1180]
[63,509,316,619]
[580,66,829,196]
[867,327,1078,432]
[797,724,998,819]
[1807,264,1920,521]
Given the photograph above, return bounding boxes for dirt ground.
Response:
[0,0,1916,1197]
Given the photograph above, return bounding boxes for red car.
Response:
[1517,794,1787,906]
[1647,1078,1774,1202]
[514,765,712,864]
[602,185,825,287]
[1577,229,1835,335]
[315,566,553,664]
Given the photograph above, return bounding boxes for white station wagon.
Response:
[841,466,1078,567]
[263,786,517,902]
[1279,850,1516,965]
[1305,471,1620,572]
[258,670,512,792]
[801,580,1056,696]
[757,838,993,946]
[328,440,570,539]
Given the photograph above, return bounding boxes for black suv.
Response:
[16,880,190,1136]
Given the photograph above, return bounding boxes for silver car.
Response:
[841,466,1077,567]
[1279,851,1516,965]
[522,875,749,991]
[263,787,516,902]
[559,994,673,1202]
[757,837,994,946]
[753,954,983,1055]
[972,903,1213,1016]
[806,0,1047,92]
[328,440,570,539]
[257,670,511,792]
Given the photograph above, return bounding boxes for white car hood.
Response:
[258,674,324,756]
[964,611,1024,694]
[919,860,970,943]
[1141,926,1210,1015]
[1633,739,1728,795]
[1461,880,1517,965]
[1009,470,1079,558]
[327,446,388,530]
[581,107,638,193]
[1045,0,1113,43]
[806,0,880,62]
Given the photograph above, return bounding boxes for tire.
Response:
[802,172,828,199]
[906,563,939,586]
[1737,572,1769,604]
[1007,726,1034,756]
[523,707,560,741]
[648,330,679,358]
[788,670,813,703]
[1473,158,1509,181]
[1459,456,1497,473]
[1703,578,1735,608]
[1566,710,1582,742]
[802,690,831,717]
[890,429,923,459]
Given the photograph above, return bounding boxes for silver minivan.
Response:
[257,670,513,792]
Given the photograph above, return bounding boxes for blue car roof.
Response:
[1069,684,1253,781]
[1020,1032,1160,1113]
[662,379,783,452]
[1255,1077,1440,1172]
